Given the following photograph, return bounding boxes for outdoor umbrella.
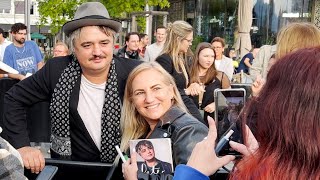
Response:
[31,32,46,40]
[235,0,253,59]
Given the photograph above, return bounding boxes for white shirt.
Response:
[215,55,234,81]
[77,75,106,150]
[0,39,12,62]
[143,43,164,62]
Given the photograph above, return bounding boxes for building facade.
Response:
[162,0,318,49]
[0,0,49,34]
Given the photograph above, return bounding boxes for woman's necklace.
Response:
[15,46,26,54]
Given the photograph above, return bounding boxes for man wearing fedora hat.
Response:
[3,2,141,174]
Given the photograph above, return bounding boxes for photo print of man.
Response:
[135,140,173,175]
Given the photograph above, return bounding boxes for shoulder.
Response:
[156,53,171,62]
[25,41,37,46]
[5,43,14,50]
[222,55,233,62]
[46,55,72,69]
[173,112,207,130]
[114,55,141,76]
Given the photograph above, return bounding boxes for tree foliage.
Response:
[37,0,170,35]
[102,0,170,18]
[37,0,85,35]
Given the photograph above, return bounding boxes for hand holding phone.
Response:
[214,88,245,156]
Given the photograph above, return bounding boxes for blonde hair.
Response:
[161,20,193,86]
[120,62,188,151]
[54,41,69,54]
[276,22,320,59]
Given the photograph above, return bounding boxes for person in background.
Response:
[0,27,12,62]
[188,42,230,125]
[211,37,234,81]
[143,26,166,62]
[227,48,239,71]
[3,2,141,175]
[249,45,276,81]
[3,23,44,76]
[237,48,259,74]
[252,22,320,97]
[138,34,149,59]
[53,42,69,57]
[155,21,203,122]
[173,47,320,180]
[117,32,141,60]
[121,62,208,179]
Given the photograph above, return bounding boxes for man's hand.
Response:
[17,146,45,174]
[186,116,235,176]
[122,152,138,180]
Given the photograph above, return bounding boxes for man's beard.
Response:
[15,38,25,45]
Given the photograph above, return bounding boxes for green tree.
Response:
[102,0,169,18]
[37,0,170,35]
[37,0,85,35]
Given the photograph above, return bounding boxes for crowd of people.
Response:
[0,1,319,180]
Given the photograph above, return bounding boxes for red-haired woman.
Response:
[173,47,320,180]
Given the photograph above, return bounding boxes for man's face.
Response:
[13,29,27,45]
[138,145,155,161]
[155,28,166,43]
[126,34,139,51]
[53,45,68,57]
[73,26,114,75]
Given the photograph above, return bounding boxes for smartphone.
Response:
[35,165,58,180]
[214,88,246,156]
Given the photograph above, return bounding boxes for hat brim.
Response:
[63,18,122,36]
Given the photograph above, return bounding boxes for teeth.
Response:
[147,104,158,109]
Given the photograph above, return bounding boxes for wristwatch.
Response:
[3,74,8,78]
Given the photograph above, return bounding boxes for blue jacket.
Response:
[173,165,208,180]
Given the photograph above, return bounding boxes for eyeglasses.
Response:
[184,38,193,43]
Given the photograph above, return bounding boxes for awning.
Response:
[31,32,47,40]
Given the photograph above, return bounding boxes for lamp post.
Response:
[24,0,31,40]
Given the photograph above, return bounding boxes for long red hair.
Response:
[232,47,320,180]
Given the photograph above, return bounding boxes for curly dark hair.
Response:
[11,23,27,34]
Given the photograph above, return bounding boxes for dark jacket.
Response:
[116,45,140,60]
[148,106,208,165]
[3,55,141,162]
[155,54,203,123]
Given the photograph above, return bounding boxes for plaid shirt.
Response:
[0,127,26,179]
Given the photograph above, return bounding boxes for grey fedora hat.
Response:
[63,2,121,37]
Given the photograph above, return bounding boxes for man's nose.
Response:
[92,44,102,55]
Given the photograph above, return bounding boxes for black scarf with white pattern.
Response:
[49,55,121,163]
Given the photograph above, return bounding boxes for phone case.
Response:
[213,88,246,156]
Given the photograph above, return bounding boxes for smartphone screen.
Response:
[214,88,245,156]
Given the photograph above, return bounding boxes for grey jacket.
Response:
[148,106,208,166]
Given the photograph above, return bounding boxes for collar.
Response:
[157,106,186,127]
